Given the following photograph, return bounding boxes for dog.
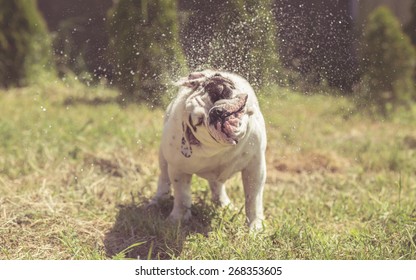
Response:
[150,70,267,230]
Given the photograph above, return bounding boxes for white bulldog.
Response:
[150,70,267,229]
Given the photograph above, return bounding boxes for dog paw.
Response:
[248,218,264,231]
[219,198,232,208]
[168,209,192,224]
[217,200,238,212]
[211,190,232,208]
[147,192,172,207]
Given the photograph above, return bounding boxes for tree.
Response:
[405,0,416,45]
[0,0,55,88]
[108,0,187,106]
[405,0,416,85]
[360,6,416,114]
[37,0,113,82]
[181,0,282,88]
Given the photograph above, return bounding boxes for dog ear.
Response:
[174,72,207,89]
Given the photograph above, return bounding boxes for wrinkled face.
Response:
[183,72,249,147]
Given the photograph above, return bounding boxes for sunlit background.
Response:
[1,0,415,111]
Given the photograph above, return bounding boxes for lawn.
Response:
[0,82,415,259]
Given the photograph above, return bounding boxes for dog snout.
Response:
[210,107,226,123]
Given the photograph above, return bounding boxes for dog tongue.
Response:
[212,94,248,118]
[209,94,248,143]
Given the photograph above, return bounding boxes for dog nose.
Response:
[210,107,225,123]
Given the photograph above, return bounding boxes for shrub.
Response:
[38,0,113,83]
[0,0,55,88]
[108,0,187,106]
[360,6,416,115]
[405,0,416,83]
[405,0,416,45]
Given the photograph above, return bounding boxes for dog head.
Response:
[177,71,250,156]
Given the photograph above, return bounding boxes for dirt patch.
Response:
[272,151,348,174]
[404,135,416,149]
[84,153,142,177]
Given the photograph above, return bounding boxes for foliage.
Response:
[108,0,187,106]
[182,0,282,88]
[405,0,416,45]
[360,6,416,115]
[0,0,55,88]
[38,0,113,83]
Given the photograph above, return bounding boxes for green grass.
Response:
[0,82,415,259]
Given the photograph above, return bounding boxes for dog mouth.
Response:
[208,94,248,144]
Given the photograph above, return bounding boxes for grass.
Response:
[0,82,415,259]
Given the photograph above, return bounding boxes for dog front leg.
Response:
[168,167,193,222]
[242,155,266,230]
[149,149,171,205]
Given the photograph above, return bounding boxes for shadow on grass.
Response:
[104,198,214,259]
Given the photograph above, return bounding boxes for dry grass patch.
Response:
[271,151,349,174]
